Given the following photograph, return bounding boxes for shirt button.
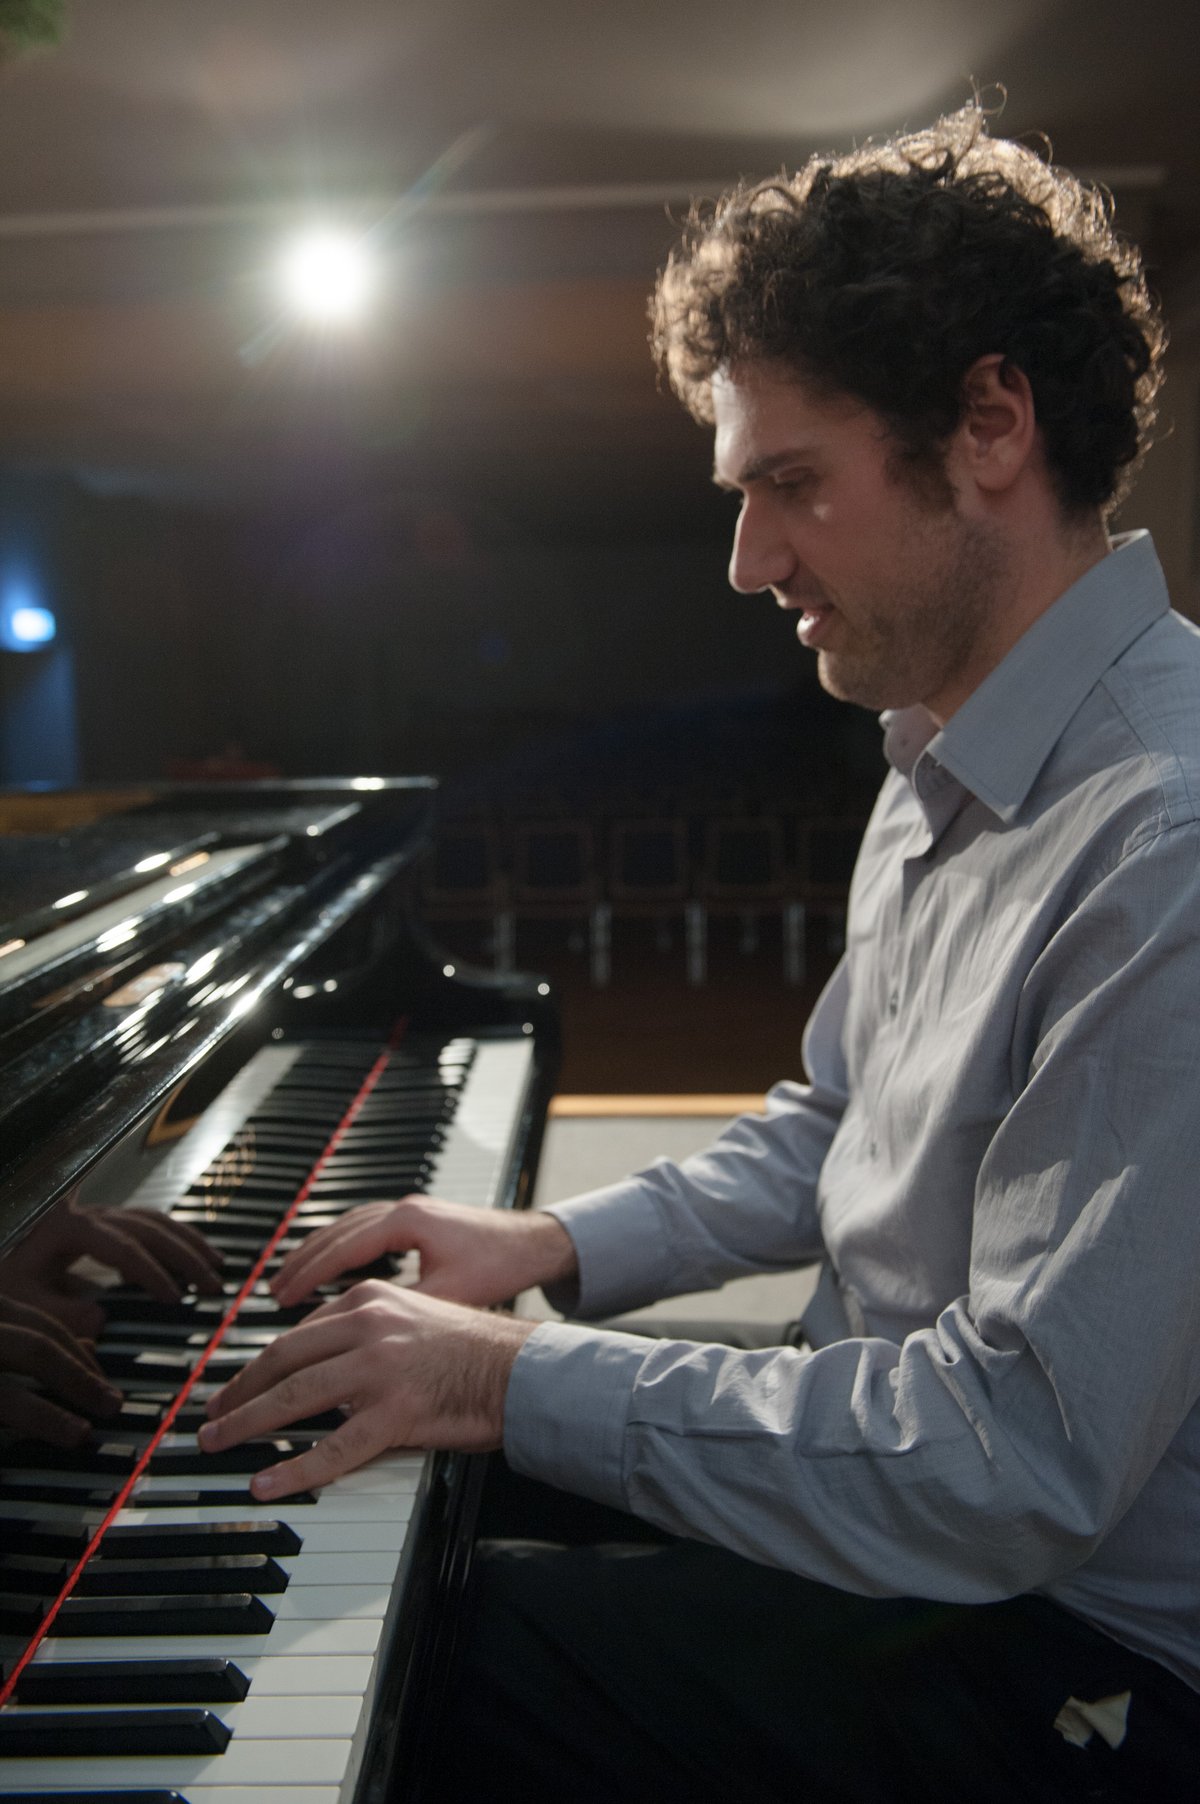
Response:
[868,1138,878,1159]
[888,990,899,1016]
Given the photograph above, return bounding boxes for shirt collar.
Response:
[883,531,1170,827]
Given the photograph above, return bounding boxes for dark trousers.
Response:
[422,1465,1200,1804]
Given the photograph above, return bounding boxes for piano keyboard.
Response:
[0,1025,536,1803]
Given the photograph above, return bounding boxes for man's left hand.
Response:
[199,1280,537,1500]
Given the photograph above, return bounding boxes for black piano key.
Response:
[127,1485,316,1508]
[95,1348,193,1382]
[0,1705,232,1756]
[1,1439,139,1477]
[16,1656,251,1705]
[107,1399,170,1431]
[0,1792,190,1803]
[97,1348,250,1383]
[55,1590,276,1636]
[0,1552,69,1594]
[0,1518,91,1560]
[0,1590,47,1635]
[101,1518,302,1559]
[151,1439,314,1477]
[0,1481,117,1509]
[167,1212,285,1238]
[78,1553,289,1596]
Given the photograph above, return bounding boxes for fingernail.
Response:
[197,1422,218,1449]
[252,1470,279,1499]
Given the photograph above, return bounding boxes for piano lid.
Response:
[0,778,438,1253]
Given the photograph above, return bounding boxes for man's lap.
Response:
[423,1469,1200,1804]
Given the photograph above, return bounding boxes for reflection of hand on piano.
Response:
[0,1292,122,1445]
[0,1193,225,1339]
[271,1192,578,1309]
[200,1278,538,1499]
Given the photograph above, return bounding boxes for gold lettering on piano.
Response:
[102,960,188,1009]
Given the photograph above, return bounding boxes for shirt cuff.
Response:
[503,1319,652,1510]
[544,1181,674,1318]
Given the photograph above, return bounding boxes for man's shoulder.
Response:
[1047,608,1200,839]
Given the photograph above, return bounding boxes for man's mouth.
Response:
[777,593,836,648]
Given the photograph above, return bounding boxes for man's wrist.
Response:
[526,1209,579,1288]
[470,1310,539,1449]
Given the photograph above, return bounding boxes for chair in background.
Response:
[421,822,514,973]
[510,819,609,984]
[604,817,695,980]
[690,815,790,986]
[791,816,867,981]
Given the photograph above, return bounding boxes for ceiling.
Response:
[0,0,1197,532]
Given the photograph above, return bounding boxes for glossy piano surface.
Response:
[0,779,560,1803]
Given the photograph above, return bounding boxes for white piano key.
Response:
[0,1733,355,1788]
[273,1583,395,1621]
[427,1037,534,1207]
[273,1549,402,1587]
[221,1692,367,1739]
[174,1791,341,1804]
[227,1653,377,1696]
[113,1489,423,1527]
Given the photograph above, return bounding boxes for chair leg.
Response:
[784,901,806,986]
[590,903,612,988]
[495,909,516,974]
[685,901,707,986]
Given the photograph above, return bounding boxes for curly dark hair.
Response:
[651,104,1166,515]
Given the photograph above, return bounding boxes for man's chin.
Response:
[816,650,897,713]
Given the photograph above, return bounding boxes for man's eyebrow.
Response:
[711,449,816,489]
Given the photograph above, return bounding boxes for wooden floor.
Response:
[436,917,841,1095]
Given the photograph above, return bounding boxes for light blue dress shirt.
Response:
[504,531,1200,1692]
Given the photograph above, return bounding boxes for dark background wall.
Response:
[0,466,889,817]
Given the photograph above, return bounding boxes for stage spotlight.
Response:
[1,599,56,651]
[279,226,376,325]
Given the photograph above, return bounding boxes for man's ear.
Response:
[953,353,1037,495]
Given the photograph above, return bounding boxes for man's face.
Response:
[711,362,1010,721]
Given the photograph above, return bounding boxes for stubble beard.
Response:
[814,512,1010,716]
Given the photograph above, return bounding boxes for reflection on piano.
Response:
[0,779,559,1803]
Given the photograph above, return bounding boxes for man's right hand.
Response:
[270,1196,578,1310]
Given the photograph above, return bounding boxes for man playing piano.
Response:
[202,103,1200,1800]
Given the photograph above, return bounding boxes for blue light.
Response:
[12,605,55,645]
[0,590,56,652]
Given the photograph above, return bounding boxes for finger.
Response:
[203,1311,364,1423]
[0,1383,95,1449]
[38,1289,107,1341]
[248,1410,397,1501]
[0,1292,103,1363]
[0,1324,122,1417]
[271,1205,406,1304]
[126,1209,225,1280]
[85,1209,224,1297]
[201,1347,366,1450]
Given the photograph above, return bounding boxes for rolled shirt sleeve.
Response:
[542,958,850,1320]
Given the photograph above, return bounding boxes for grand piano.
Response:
[0,779,559,1804]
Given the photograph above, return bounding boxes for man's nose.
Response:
[727,499,796,595]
